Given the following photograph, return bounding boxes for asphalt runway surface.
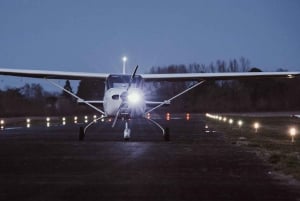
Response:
[0,115,299,201]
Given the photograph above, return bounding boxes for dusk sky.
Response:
[0,0,299,90]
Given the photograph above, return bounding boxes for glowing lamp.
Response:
[254,122,260,133]
[166,112,170,121]
[0,119,4,130]
[186,113,190,120]
[128,91,142,104]
[289,127,297,143]
[74,116,78,124]
[26,118,31,128]
[238,120,243,127]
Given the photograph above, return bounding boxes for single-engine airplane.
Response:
[0,65,299,141]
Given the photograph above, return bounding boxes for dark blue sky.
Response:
[0,0,299,90]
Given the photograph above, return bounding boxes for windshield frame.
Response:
[106,74,144,89]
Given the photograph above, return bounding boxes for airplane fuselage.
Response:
[103,74,145,118]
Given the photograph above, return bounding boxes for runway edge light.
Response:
[238,120,243,128]
[26,118,31,128]
[254,122,260,133]
[186,113,190,120]
[289,127,297,143]
[0,119,4,130]
[166,113,170,121]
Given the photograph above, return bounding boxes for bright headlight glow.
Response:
[128,91,142,104]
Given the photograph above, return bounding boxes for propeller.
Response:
[127,65,138,90]
[112,65,139,128]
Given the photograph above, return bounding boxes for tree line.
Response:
[146,57,300,112]
[0,57,299,117]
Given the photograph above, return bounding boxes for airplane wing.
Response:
[141,72,300,81]
[0,68,109,80]
[0,67,299,81]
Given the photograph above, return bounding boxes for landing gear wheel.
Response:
[164,127,170,141]
[124,128,131,141]
[79,126,85,141]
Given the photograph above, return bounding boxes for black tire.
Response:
[79,127,85,141]
[164,127,170,141]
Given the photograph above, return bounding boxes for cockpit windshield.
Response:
[106,74,143,89]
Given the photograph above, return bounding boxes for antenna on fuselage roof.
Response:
[122,56,127,74]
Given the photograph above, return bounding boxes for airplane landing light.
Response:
[128,91,143,105]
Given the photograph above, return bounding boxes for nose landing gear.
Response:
[164,127,170,141]
[124,120,131,141]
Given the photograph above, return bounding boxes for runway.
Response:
[0,114,299,201]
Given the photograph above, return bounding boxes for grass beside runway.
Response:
[205,114,300,180]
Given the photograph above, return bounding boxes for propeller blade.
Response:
[131,65,139,80]
[127,65,139,91]
[112,108,121,128]
[112,65,138,128]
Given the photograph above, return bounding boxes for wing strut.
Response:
[145,80,205,114]
[45,79,105,115]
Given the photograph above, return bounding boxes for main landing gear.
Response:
[78,116,169,142]
[79,126,85,141]
[78,115,106,141]
[164,127,170,141]
[145,117,170,141]
[78,116,132,141]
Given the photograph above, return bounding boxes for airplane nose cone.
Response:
[120,91,128,101]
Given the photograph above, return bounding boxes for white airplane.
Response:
[0,66,299,141]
